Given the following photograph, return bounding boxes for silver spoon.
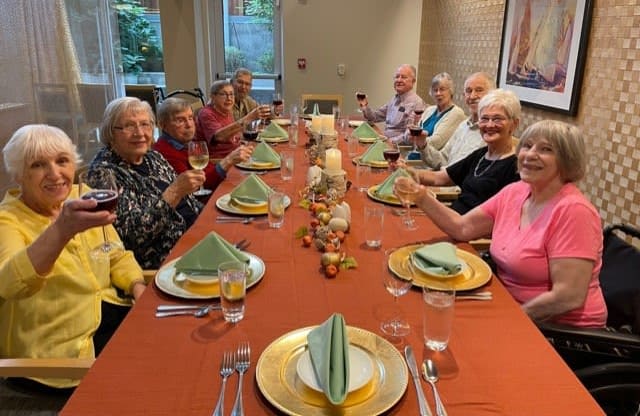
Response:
[155,304,215,318]
[422,359,447,416]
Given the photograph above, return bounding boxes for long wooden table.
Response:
[61,124,604,415]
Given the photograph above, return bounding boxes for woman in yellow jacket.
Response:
[0,124,146,390]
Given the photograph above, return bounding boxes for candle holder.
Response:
[321,168,347,199]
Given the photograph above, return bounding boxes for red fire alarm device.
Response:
[297,58,306,70]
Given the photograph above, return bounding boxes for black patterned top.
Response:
[88,147,203,269]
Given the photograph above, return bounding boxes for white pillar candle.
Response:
[325,148,342,172]
[311,115,322,133]
[321,114,334,135]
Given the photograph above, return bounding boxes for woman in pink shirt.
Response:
[395,120,606,327]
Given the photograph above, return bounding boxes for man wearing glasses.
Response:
[154,97,252,193]
[231,68,273,121]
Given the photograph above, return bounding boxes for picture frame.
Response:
[496,0,594,116]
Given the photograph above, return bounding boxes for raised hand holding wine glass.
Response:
[187,140,211,196]
[381,248,412,337]
[383,140,401,172]
[78,170,124,255]
[393,177,419,230]
[272,93,283,117]
[406,105,425,160]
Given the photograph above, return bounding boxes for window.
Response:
[212,0,282,103]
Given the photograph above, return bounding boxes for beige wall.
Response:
[281,0,422,113]
[419,0,640,227]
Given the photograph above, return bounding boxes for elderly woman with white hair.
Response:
[0,124,145,390]
[395,120,606,327]
[411,72,466,150]
[402,88,521,214]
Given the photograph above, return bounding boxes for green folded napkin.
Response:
[352,122,379,139]
[412,242,463,276]
[175,231,249,273]
[375,168,411,198]
[307,313,350,405]
[359,140,386,164]
[251,142,281,164]
[230,173,273,203]
[312,103,320,116]
[260,122,289,138]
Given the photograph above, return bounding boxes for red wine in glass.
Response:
[414,109,425,116]
[242,130,259,141]
[409,127,423,137]
[272,99,283,107]
[82,190,119,212]
[356,92,366,101]
[383,149,401,163]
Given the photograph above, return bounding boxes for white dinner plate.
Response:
[296,344,374,393]
[154,255,265,299]
[348,120,364,127]
[260,136,289,143]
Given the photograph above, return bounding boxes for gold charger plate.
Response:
[366,185,402,206]
[357,136,379,144]
[216,193,291,216]
[351,157,388,169]
[389,244,492,290]
[256,326,408,416]
[260,136,289,143]
[154,255,265,299]
[273,118,292,126]
[236,161,280,171]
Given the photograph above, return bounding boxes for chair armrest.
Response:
[470,238,491,252]
[0,358,94,379]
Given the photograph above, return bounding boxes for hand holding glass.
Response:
[78,170,123,255]
[187,141,210,196]
[394,179,418,230]
[383,142,401,172]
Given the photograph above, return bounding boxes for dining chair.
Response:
[163,87,206,115]
[125,84,163,115]
[300,94,343,115]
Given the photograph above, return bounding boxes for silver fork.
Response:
[230,342,250,416]
[212,351,234,416]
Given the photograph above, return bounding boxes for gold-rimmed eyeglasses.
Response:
[113,122,154,134]
[216,92,235,98]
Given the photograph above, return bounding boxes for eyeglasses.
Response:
[216,92,235,98]
[113,122,154,133]
[479,116,508,125]
[172,116,195,126]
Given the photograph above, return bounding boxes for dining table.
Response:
[61,119,604,415]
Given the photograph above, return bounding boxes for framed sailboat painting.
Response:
[497,0,594,115]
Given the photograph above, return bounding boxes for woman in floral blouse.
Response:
[88,97,205,269]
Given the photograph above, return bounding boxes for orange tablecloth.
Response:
[62,125,603,415]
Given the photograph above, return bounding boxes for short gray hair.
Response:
[99,97,155,146]
[478,89,521,121]
[465,72,496,90]
[209,80,233,96]
[430,72,455,96]
[516,120,586,183]
[232,68,252,81]
[156,97,192,128]
[3,124,80,182]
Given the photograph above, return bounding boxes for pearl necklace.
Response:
[473,156,497,177]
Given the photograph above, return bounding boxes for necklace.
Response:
[473,156,497,177]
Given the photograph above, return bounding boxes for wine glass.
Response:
[382,141,401,172]
[272,93,283,117]
[394,179,419,230]
[407,106,425,160]
[381,248,412,337]
[242,120,260,142]
[187,141,210,196]
[78,170,124,255]
[355,91,367,113]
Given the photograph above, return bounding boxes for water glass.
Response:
[287,126,298,148]
[364,204,384,248]
[280,151,294,181]
[268,191,286,228]
[347,134,359,158]
[218,261,247,323]
[355,162,371,192]
[422,285,456,351]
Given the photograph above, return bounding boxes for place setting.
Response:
[154,231,265,301]
[215,172,291,216]
[387,241,492,291]
[255,313,408,415]
[350,122,380,143]
[258,119,289,144]
[236,141,282,171]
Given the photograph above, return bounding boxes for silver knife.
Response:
[405,345,433,416]
[156,304,220,312]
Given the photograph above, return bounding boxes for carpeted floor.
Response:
[0,379,71,416]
